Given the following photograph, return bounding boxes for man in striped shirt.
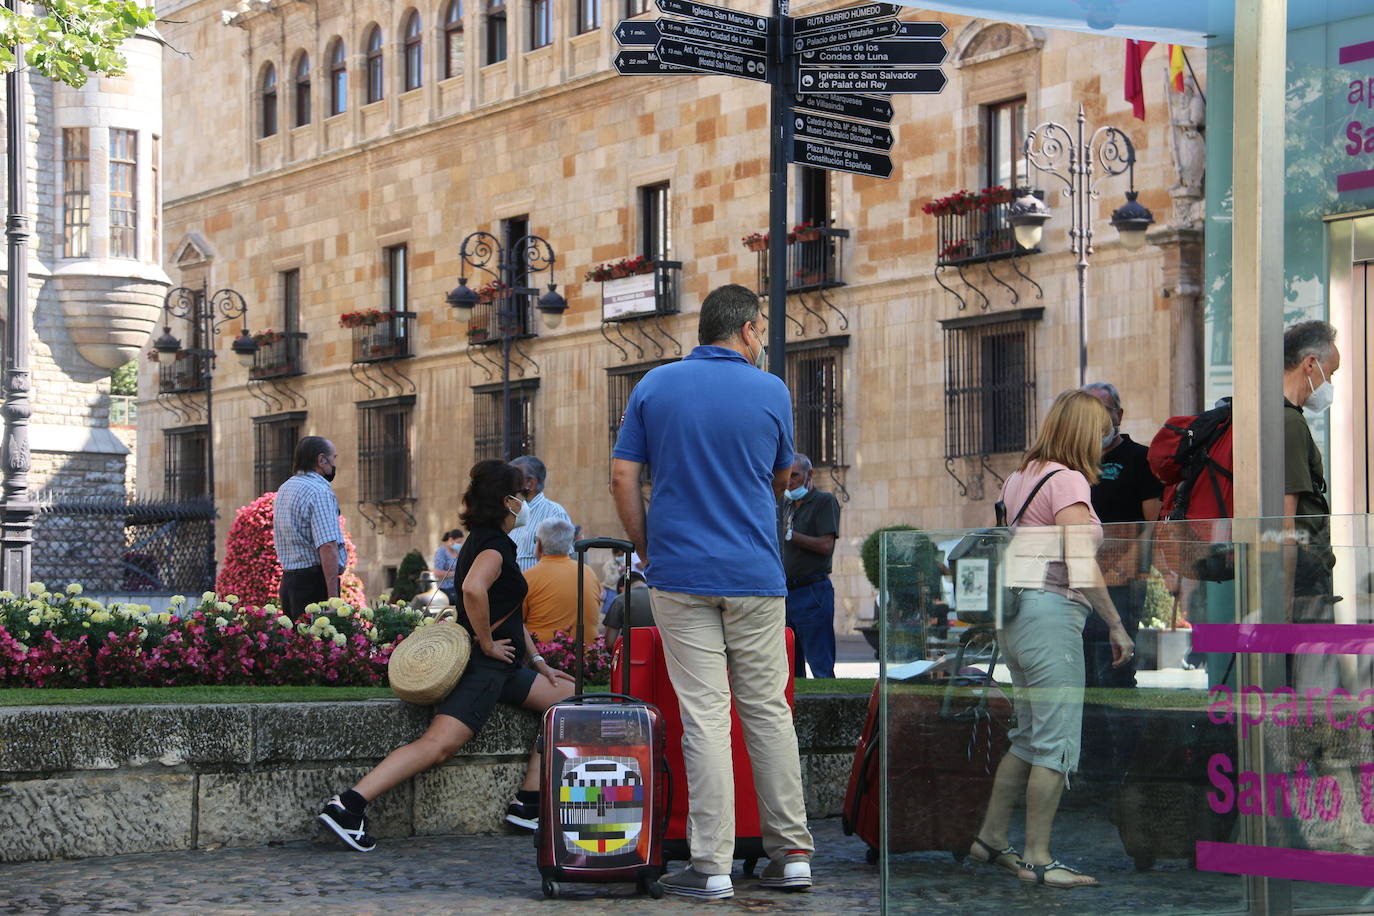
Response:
[273,436,348,618]
[509,456,572,572]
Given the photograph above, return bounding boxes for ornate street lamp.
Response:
[155,285,255,579]
[1008,104,1155,385]
[444,231,565,460]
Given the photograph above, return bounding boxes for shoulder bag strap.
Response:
[1010,469,1065,527]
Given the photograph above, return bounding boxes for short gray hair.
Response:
[792,453,813,475]
[698,284,760,346]
[535,517,574,555]
[1082,382,1121,411]
[1283,320,1337,371]
[511,455,547,493]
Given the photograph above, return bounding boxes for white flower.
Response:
[276,615,293,628]
[27,582,45,595]
[91,611,111,624]
[332,633,346,646]
[26,614,40,626]
[214,617,229,628]
[304,602,321,615]
[366,628,378,642]
[223,595,239,605]
[338,608,352,618]
[214,601,231,613]
[65,583,83,595]
[170,595,186,607]
[0,590,13,599]
[201,591,217,603]
[158,613,173,625]
[360,608,375,621]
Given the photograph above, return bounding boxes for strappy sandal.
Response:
[969,837,1022,876]
[1016,859,1100,889]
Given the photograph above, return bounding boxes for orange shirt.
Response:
[522,554,602,644]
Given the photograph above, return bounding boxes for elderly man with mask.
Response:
[509,456,573,572]
[778,453,841,679]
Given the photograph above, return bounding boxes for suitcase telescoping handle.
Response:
[573,537,634,697]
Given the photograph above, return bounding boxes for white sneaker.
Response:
[658,866,734,899]
[759,852,812,890]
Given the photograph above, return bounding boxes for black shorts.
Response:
[434,656,538,732]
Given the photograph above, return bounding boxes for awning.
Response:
[891,0,1373,47]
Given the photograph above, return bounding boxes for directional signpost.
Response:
[611,0,947,383]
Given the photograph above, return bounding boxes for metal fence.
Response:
[32,497,217,594]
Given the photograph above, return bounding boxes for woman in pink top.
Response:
[968,389,1134,889]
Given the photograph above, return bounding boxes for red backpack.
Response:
[1147,400,1234,520]
[1147,401,1234,581]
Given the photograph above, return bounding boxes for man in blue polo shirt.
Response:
[611,284,814,900]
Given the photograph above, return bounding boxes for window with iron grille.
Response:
[500,215,533,335]
[358,397,415,501]
[444,0,464,77]
[109,129,137,259]
[165,425,209,501]
[607,360,675,451]
[473,378,537,461]
[786,337,847,468]
[486,0,507,64]
[577,0,600,32]
[62,128,89,259]
[940,308,1042,459]
[254,412,304,495]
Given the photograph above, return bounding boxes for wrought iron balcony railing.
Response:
[351,312,415,363]
[467,295,538,347]
[249,332,307,379]
[756,227,849,295]
[933,191,1041,267]
[158,352,208,394]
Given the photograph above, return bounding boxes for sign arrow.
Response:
[789,137,893,178]
[656,37,768,81]
[792,112,893,151]
[796,66,947,95]
[792,92,893,123]
[614,48,689,75]
[791,19,899,53]
[793,2,900,35]
[896,21,947,39]
[799,38,947,66]
[658,17,770,54]
[656,0,768,34]
[615,20,661,46]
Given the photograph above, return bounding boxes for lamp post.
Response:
[445,232,566,461]
[152,284,257,552]
[1008,104,1155,387]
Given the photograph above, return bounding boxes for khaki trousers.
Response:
[649,589,815,874]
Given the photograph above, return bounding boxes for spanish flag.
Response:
[1125,41,1189,120]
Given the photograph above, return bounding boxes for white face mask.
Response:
[508,496,531,528]
[1305,362,1334,416]
[748,321,767,370]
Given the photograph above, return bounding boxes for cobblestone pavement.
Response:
[8,809,1372,915]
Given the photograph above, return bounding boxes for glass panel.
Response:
[109,129,137,258]
[62,128,89,259]
[877,518,1374,915]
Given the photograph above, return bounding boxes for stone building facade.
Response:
[3,25,169,587]
[145,0,1204,631]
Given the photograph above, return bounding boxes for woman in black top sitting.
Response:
[318,459,576,851]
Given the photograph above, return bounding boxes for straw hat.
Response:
[388,609,472,705]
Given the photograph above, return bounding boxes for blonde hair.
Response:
[1019,389,1112,484]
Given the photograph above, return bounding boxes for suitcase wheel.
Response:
[542,878,560,899]
[741,857,758,878]
[865,846,879,865]
[638,874,664,898]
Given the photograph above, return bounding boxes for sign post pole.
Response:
[767,0,789,381]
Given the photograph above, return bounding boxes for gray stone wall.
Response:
[0,695,867,862]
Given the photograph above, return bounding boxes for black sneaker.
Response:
[505,798,539,831]
[318,795,377,852]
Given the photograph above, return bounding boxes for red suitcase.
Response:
[611,623,796,876]
[535,538,667,900]
[842,634,1011,863]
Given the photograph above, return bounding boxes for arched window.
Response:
[328,39,347,115]
[443,0,464,80]
[260,63,278,137]
[293,53,311,127]
[403,11,423,91]
[365,25,385,103]
[485,0,506,65]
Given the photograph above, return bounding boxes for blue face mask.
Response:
[785,486,808,501]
